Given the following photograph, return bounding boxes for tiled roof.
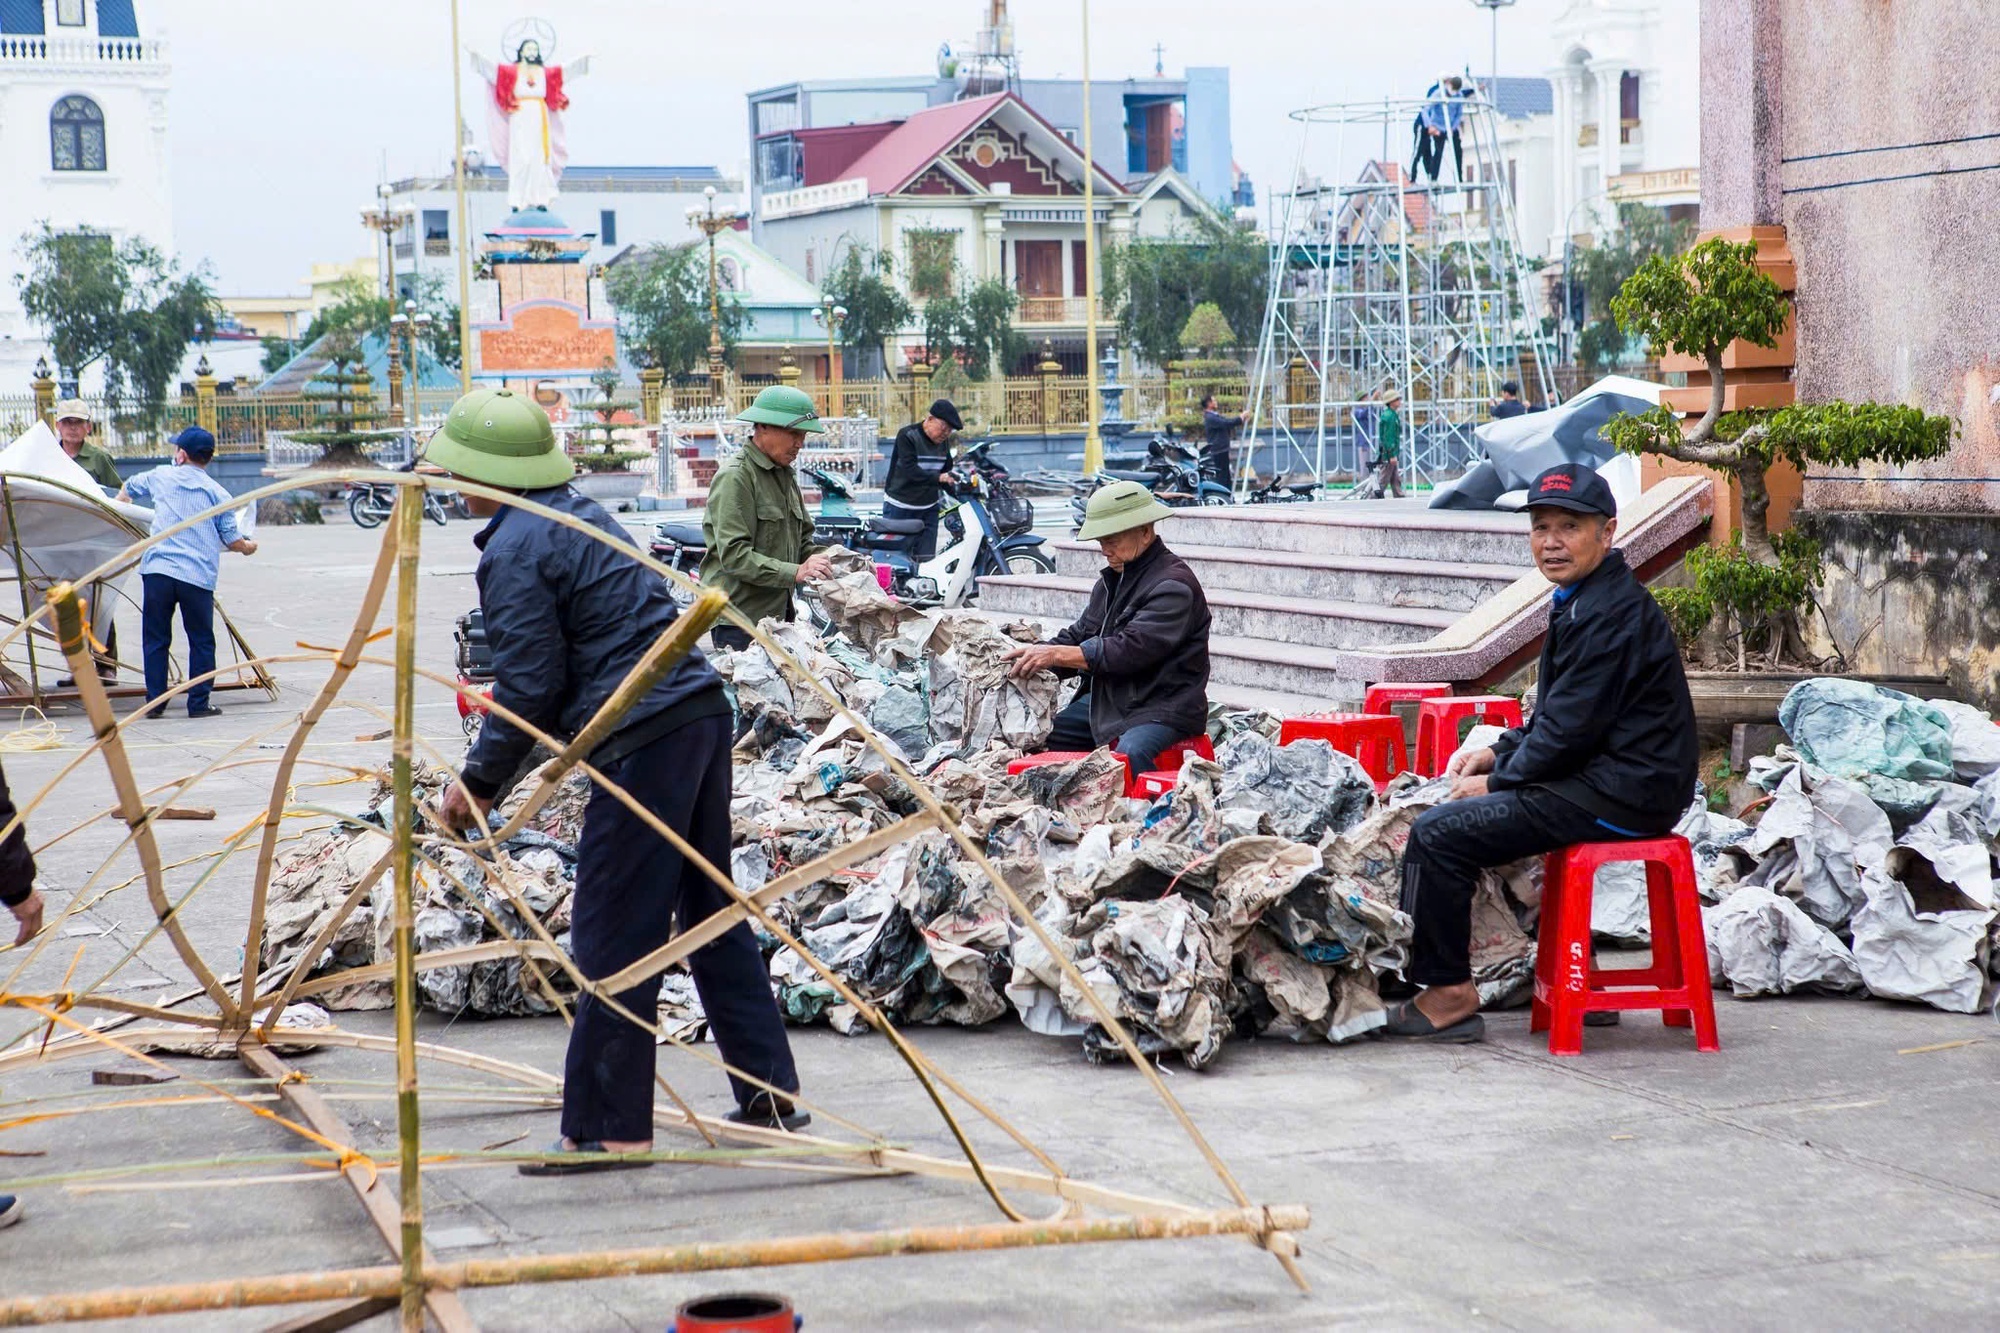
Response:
[840,94,1010,196]
[1480,76,1553,119]
[0,0,44,35]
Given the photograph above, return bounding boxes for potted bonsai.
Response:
[566,359,652,503]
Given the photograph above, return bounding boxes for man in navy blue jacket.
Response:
[1384,465,1697,1043]
[428,388,804,1170]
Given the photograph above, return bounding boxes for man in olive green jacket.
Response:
[701,385,833,651]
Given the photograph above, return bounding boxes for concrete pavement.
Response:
[1,516,1996,1331]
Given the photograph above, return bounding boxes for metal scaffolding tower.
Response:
[1245,93,1560,490]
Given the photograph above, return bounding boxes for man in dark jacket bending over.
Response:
[1005,480,1211,774]
[428,388,805,1170]
[1384,464,1697,1043]
[883,397,961,559]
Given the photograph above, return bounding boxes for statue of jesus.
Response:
[470,37,591,213]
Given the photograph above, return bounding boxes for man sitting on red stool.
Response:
[1383,464,1696,1043]
[1004,480,1211,775]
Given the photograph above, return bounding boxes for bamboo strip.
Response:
[386,489,427,1332]
[0,1205,1312,1325]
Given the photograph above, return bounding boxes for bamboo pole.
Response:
[0,1206,1311,1326]
[387,488,425,1332]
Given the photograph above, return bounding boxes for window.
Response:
[55,0,84,26]
[1071,240,1088,297]
[1620,72,1641,122]
[422,209,449,240]
[50,95,105,172]
[756,135,802,188]
[598,209,616,246]
[1015,241,1061,297]
[755,97,799,136]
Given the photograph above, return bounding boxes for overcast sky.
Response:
[161,0,1578,294]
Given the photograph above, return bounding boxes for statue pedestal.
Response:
[468,211,617,414]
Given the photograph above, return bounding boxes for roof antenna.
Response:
[1153,42,1164,76]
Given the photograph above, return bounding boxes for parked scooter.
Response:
[347,460,450,528]
[1243,473,1324,504]
[1070,435,1231,529]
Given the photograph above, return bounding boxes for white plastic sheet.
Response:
[1703,885,1864,998]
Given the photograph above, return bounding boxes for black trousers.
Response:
[561,712,798,1143]
[1044,693,1184,776]
[1400,785,1637,987]
[1409,121,1463,184]
[0,760,37,909]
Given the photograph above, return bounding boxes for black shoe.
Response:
[188,705,224,719]
[725,1094,811,1132]
[516,1138,655,1177]
[1584,1010,1622,1027]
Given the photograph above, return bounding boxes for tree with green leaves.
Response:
[15,223,220,432]
[1604,236,1954,664]
[1568,202,1696,372]
[1102,211,1265,368]
[1178,302,1237,356]
[603,242,745,379]
[567,359,647,472]
[822,245,912,378]
[291,335,400,467]
[261,273,460,376]
[921,278,1026,380]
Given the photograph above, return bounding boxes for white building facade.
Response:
[0,0,172,380]
[1491,0,1701,260]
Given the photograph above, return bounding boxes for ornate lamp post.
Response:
[813,297,848,419]
[386,299,433,430]
[685,185,740,405]
[361,182,415,308]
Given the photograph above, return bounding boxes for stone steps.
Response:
[1158,502,1534,565]
[1048,540,1526,612]
[975,573,1457,649]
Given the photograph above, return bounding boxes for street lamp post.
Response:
[1469,0,1517,99]
[1559,187,1613,365]
[814,297,848,419]
[685,185,740,406]
[361,182,414,309]
[387,298,433,431]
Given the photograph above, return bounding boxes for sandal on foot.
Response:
[1379,999,1485,1043]
[724,1095,811,1132]
[516,1139,654,1176]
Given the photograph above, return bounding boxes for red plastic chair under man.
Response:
[1531,835,1720,1057]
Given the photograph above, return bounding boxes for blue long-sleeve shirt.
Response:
[122,463,241,590]
[1419,81,1471,133]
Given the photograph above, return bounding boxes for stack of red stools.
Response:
[1362,682,1452,716]
[1413,694,1524,776]
[1277,713,1408,790]
[1533,835,1720,1056]
[1010,735,1214,799]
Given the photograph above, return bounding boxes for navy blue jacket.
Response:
[459,486,724,800]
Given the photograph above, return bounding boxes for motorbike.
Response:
[647,463,867,606]
[1243,473,1324,504]
[452,608,495,738]
[1071,435,1231,529]
[347,460,450,529]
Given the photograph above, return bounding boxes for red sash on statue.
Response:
[494,63,518,112]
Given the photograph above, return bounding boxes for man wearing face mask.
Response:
[1384,464,1696,1043]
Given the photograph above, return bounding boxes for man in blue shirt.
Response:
[1408,75,1473,186]
[118,427,257,718]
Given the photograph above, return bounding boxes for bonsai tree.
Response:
[1168,302,1244,437]
[1603,237,1954,665]
[568,359,647,473]
[291,334,399,467]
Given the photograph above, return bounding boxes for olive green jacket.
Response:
[699,441,826,626]
[71,442,123,493]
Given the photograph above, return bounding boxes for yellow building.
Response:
[218,294,314,340]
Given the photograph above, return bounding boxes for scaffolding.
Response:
[1245,93,1559,490]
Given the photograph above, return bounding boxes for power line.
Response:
[1781,128,2000,164]
[1785,158,2000,195]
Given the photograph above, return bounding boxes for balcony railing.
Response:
[1016,297,1103,325]
[0,35,166,63]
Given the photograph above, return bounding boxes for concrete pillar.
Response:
[1548,70,1576,253]
[981,206,1005,283]
[1591,60,1624,226]
[638,364,665,425]
[910,359,933,423]
[1699,0,1785,229]
[1038,343,1061,432]
[194,357,218,435]
[31,359,56,428]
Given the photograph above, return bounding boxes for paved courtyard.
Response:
[1,518,1996,1331]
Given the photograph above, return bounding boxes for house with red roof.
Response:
[753,92,1217,375]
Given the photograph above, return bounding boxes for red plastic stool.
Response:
[1279,712,1408,788]
[1414,695,1524,776]
[1362,682,1451,716]
[1132,769,1179,800]
[1007,749,1135,792]
[1532,836,1720,1057]
[1150,734,1215,772]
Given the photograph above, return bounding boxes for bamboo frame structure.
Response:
[0,472,1311,1326]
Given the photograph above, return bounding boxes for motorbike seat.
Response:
[655,524,707,547]
[866,516,926,536]
[1100,468,1161,484]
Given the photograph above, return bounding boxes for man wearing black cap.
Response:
[1383,463,1696,1042]
[884,399,961,560]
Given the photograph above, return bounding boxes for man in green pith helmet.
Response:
[425,387,807,1172]
[1004,479,1211,775]
[700,384,833,652]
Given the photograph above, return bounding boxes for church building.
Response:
[0,0,172,381]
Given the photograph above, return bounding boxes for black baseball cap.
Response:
[1525,464,1617,518]
[928,398,963,431]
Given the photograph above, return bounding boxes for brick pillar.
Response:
[638,364,665,425]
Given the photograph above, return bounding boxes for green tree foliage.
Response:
[903,227,957,300]
[262,273,460,376]
[291,355,398,467]
[1652,533,1825,670]
[1102,212,1265,367]
[921,278,1026,379]
[603,242,745,379]
[1605,236,1954,665]
[1178,302,1237,355]
[1569,202,1695,372]
[567,358,647,471]
[822,246,912,375]
[15,224,221,432]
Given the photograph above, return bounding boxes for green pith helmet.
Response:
[423,387,575,489]
[737,384,823,433]
[1076,479,1175,541]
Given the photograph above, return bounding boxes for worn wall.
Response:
[1802,511,2000,707]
